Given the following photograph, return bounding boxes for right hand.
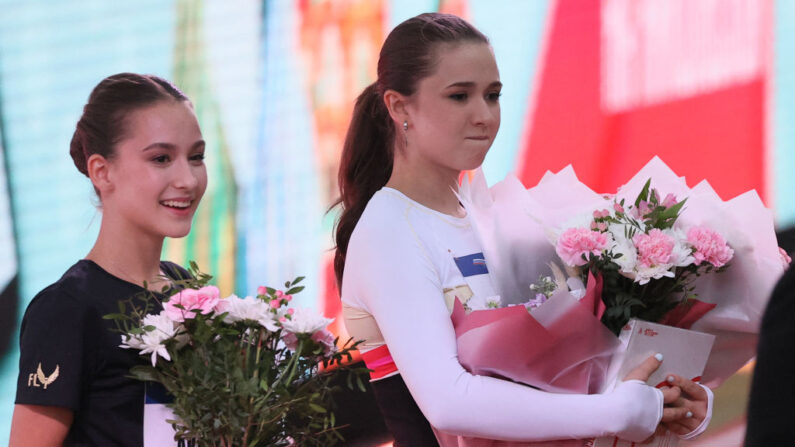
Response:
[622,354,693,441]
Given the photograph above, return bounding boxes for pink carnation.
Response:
[556,227,610,266]
[164,286,222,322]
[687,226,734,267]
[633,229,674,268]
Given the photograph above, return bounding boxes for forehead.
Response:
[423,42,499,87]
[120,101,201,144]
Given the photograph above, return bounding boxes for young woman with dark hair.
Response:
[335,13,711,446]
[10,73,206,446]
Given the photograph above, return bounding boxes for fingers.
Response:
[661,405,693,423]
[662,417,700,435]
[664,374,707,400]
[659,386,681,404]
[623,353,663,382]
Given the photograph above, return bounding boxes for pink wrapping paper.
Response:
[438,274,616,447]
[452,274,618,395]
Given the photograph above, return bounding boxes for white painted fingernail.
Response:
[654,353,664,362]
[686,411,693,418]
[667,375,675,383]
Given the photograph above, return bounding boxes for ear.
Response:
[86,153,113,195]
[383,89,410,128]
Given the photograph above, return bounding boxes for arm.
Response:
[9,404,73,446]
[344,221,663,442]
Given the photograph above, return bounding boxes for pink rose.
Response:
[556,227,610,266]
[257,286,267,296]
[633,229,674,268]
[163,286,222,322]
[687,226,734,267]
[613,202,625,214]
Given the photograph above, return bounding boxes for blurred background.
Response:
[1,0,793,444]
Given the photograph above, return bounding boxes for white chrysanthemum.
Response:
[666,227,696,268]
[280,307,333,334]
[634,264,675,285]
[132,311,182,366]
[120,334,144,350]
[609,223,639,279]
[222,295,279,331]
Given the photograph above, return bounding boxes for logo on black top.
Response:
[28,363,59,389]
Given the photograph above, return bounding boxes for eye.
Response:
[152,154,170,164]
[487,91,502,102]
[449,93,468,102]
[190,152,205,164]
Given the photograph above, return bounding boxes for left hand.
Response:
[660,374,710,435]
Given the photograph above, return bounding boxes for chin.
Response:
[462,153,488,171]
[165,226,193,239]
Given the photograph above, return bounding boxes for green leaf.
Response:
[285,286,305,295]
[635,179,652,207]
[309,403,327,413]
[659,198,687,219]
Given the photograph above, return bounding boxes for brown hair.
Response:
[69,73,189,179]
[333,13,489,285]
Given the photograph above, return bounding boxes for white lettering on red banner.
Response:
[601,0,766,112]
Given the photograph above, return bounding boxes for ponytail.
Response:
[333,83,394,285]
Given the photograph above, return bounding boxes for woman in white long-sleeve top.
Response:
[333,12,711,447]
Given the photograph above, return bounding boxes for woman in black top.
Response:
[10,73,207,446]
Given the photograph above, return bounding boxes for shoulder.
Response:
[20,262,99,338]
[343,190,442,299]
[762,266,795,325]
[348,190,432,263]
[350,188,439,246]
[25,262,95,315]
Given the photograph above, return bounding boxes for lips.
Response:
[466,136,490,141]
[160,199,193,210]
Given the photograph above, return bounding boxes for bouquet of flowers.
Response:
[456,157,788,389]
[105,263,364,447]
[553,178,732,335]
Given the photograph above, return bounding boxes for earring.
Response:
[403,121,408,131]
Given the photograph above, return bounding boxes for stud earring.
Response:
[403,121,408,131]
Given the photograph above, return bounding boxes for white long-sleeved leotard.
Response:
[341,188,664,443]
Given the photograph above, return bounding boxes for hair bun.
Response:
[69,128,89,177]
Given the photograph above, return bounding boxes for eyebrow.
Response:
[444,81,503,89]
[142,140,206,152]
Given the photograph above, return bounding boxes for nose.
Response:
[471,97,498,128]
[172,158,200,190]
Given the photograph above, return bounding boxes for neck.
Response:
[86,214,165,288]
[385,147,464,217]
